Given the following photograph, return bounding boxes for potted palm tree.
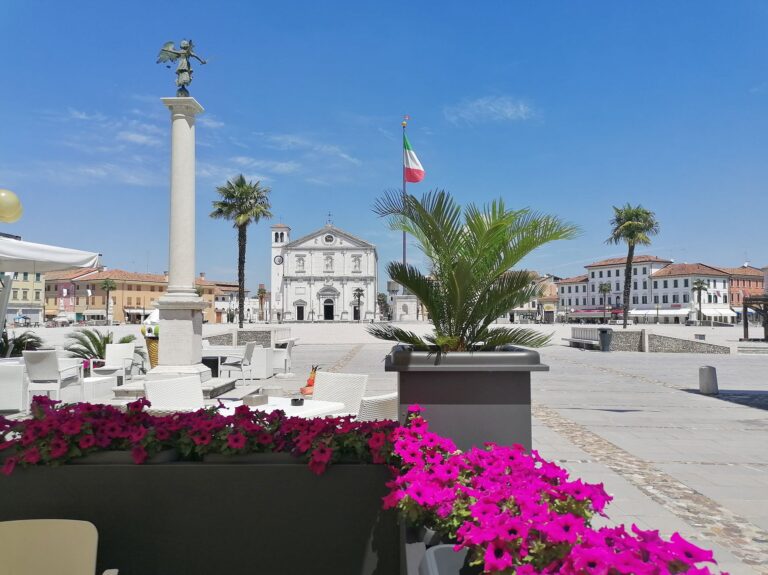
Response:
[370,190,578,450]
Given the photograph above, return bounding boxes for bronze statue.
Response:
[156,40,207,96]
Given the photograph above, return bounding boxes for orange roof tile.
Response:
[652,263,728,278]
[719,266,764,277]
[556,274,588,284]
[43,267,101,281]
[78,270,167,283]
[585,255,672,268]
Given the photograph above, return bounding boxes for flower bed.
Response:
[386,406,723,575]
[0,396,396,475]
[2,398,726,575]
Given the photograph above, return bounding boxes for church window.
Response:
[324,234,334,244]
[280,232,284,242]
[274,232,279,243]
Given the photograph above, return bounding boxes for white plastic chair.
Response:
[0,364,27,412]
[0,519,119,575]
[273,338,297,375]
[91,342,136,383]
[358,392,399,422]
[22,350,83,402]
[312,372,368,417]
[219,341,257,386]
[144,376,205,413]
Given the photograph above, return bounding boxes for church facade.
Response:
[270,223,378,322]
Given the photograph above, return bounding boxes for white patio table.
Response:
[217,396,344,418]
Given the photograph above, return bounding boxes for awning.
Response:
[0,236,100,273]
[629,309,689,316]
[83,309,106,316]
[702,308,736,318]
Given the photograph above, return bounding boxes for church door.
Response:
[323,299,334,321]
[296,306,304,321]
[353,306,360,321]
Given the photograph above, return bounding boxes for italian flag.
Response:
[403,133,425,183]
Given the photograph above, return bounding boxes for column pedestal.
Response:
[148,96,211,383]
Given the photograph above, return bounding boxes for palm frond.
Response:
[474,327,552,350]
[366,324,432,350]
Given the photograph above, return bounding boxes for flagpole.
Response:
[402,116,408,267]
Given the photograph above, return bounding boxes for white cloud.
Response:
[66,108,106,122]
[198,116,225,129]
[259,132,360,165]
[230,156,301,174]
[443,96,534,125]
[117,131,161,147]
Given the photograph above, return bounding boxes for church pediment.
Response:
[284,225,375,250]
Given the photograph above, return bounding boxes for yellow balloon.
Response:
[0,189,22,223]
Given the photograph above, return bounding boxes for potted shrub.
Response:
[369,190,578,450]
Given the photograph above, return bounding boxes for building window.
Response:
[662,295,668,303]
[616,297,621,305]
[599,298,603,305]
[127,284,133,291]
[673,280,678,288]
[616,269,620,276]
[683,293,689,303]
[560,287,564,294]
[607,270,611,277]
[35,273,41,281]
[568,298,572,306]
[591,298,595,305]
[633,268,637,276]
[632,296,638,304]
[633,281,638,290]
[591,272,594,278]
[707,294,712,303]
[642,267,647,275]
[724,294,728,303]
[561,299,565,306]
[12,289,18,300]
[653,281,658,289]
[582,285,586,292]
[663,280,668,288]
[642,280,647,289]
[22,290,28,300]
[582,298,586,305]
[591,284,595,292]
[642,296,647,304]
[653,295,659,304]
[127,297,132,305]
[567,286,571,293]
[607,297,612,305]
[34,291,40,301]
[615,282,620,291]
[683,279,689,288]
[672,294,679,303]
[599,271,603,278]
[22,272,28,281]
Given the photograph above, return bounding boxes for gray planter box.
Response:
[0,463,398,575]
[385,345,548,451]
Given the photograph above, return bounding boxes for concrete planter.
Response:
[68,448,178,465]
[0,463,398,575]
[385,345,548,451]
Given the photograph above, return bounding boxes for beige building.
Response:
[2,270,46,325]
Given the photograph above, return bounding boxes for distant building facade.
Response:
[270,223,378,322]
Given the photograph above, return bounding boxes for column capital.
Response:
[161,97,205,116]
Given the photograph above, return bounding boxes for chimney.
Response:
[199,272,206,280]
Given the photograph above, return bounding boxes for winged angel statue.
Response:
[156,40,207,96]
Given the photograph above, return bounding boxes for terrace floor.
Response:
[25,322,768,574]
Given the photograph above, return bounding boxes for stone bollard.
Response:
[699,366,719,395]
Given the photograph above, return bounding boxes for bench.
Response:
[562,327,602,349]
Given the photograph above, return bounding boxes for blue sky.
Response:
[1,1,767,290]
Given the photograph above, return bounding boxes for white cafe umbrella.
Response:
[0,236,100,272]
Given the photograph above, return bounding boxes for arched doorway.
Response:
[353,306,360,321]
[323,298,334,320]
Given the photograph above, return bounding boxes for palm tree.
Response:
[605,204,660,329]
[257,287,267,321]
[598,282,612,323]
[353,288,364,322]
[367,190,578,352]
[100,279,117,325]
[64,328,146,362]
[376,293,390,320]
[692,279,708,323]
[210,175,273,328]
[0,330,43,358]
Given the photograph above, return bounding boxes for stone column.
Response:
[149,97,211,382]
